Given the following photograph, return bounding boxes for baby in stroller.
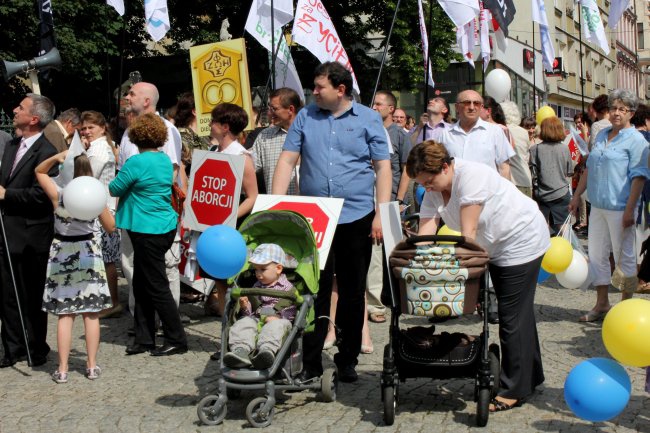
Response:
[224,243,296,370]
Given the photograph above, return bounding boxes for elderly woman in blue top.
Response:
[569,89,650,322]
[109,113,188,356]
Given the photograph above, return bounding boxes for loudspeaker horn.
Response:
[1,47,62,82]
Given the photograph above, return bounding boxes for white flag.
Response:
[417,0,435,88]
[438,0,480,27]
[144,0,170,42]
[107,0,124,16]
[490,17,508,51]
[579,0,610,54]
[245,0,305,100]
[456,21,475,68]
[54,131,86,188]
[531,0,556,72]
[479,3,491,72]
[292,0,360,94]
[608,0,630,29]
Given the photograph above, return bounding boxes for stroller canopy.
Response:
[238,210,319,295]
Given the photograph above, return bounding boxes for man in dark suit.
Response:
[0,94,58,368]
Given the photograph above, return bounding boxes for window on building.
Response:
[639,23,644,50]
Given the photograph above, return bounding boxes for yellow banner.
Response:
[189,39,253,137]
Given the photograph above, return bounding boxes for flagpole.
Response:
[271,0,276,90]
[532,22,537,112]
[578,5,585,112]
[424,0,434,113]
[371,0,403,105]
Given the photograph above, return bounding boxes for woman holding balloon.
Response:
[109,113,188,356]
[569,89,650,322]
[407,141,549,412]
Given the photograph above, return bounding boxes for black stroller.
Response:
[381,235,500,427]
[196,210,337,428]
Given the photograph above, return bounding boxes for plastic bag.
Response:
[557,215,593,291]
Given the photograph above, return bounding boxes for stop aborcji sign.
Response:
[183,150,245,231]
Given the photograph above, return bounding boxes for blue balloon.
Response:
[196,225,247,279]
[537,267,551,284]
[415,185,426,205]
[564,358,631,422]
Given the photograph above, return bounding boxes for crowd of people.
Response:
[1,63,649,417]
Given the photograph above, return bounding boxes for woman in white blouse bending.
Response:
[406,141,550,412]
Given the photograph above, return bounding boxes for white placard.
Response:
[252,194,344,270]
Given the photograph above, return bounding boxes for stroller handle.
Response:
[231,287,303,304]
[406,235,466,245]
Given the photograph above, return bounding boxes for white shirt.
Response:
[420,159,549,266]
[86,136,117,211]
[438,118,515,171]
[117,115,181,170]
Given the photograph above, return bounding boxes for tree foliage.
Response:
[0,0,457,115]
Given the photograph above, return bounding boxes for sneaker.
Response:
[223,348,252,368]
[51,371,68,384]
[251,349,275,369]
[85,365,102,380]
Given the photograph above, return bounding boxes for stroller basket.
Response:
[390,235,489,319]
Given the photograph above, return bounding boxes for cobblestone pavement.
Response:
[1,275,650,433]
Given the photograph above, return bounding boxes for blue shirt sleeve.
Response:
[283,109,306,153]
[627,135,650,181]
[367,111,390,161]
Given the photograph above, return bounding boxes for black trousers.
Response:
[489,255,545,399]
[303,211,374,374]
[129,230,187,347]
[0,249,50,359]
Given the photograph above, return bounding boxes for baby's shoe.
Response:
[51,370,68,384]
[223,347,252,368]
[252,349,275,369]
[85,365,102,380]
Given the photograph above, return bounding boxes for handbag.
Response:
[611,228,638,293]
[171,183,186,221]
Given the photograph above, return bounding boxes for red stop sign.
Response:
[270,202,329,248]
[190,159,237,226]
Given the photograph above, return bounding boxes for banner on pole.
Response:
[292,0,360,94]
[417,0,435,88]
[189,39,254,136]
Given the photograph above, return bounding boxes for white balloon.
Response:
[485,69,512,103]
[556,251,589,289]
[62,176,107,221]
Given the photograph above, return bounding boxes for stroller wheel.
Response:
[321,368,338,402]
[246,397,275,428]
[197,394,227,426]
[383,385,397,426]
[476,388,490,427]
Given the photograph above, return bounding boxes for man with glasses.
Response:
[438,90,513,179]
[251,88,302,195]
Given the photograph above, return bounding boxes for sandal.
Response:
[369,312,386,323]
[637,282,650,294]
[489,397,523,412]
[578,309,609,322]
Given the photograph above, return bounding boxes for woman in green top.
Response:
[109,113,188,357]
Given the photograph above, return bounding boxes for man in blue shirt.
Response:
[273,62,392,382]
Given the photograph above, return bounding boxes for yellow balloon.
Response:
[536,106,556,125]
[602,299,650,367]
[437,225,461,244]
[541,237,573,273]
